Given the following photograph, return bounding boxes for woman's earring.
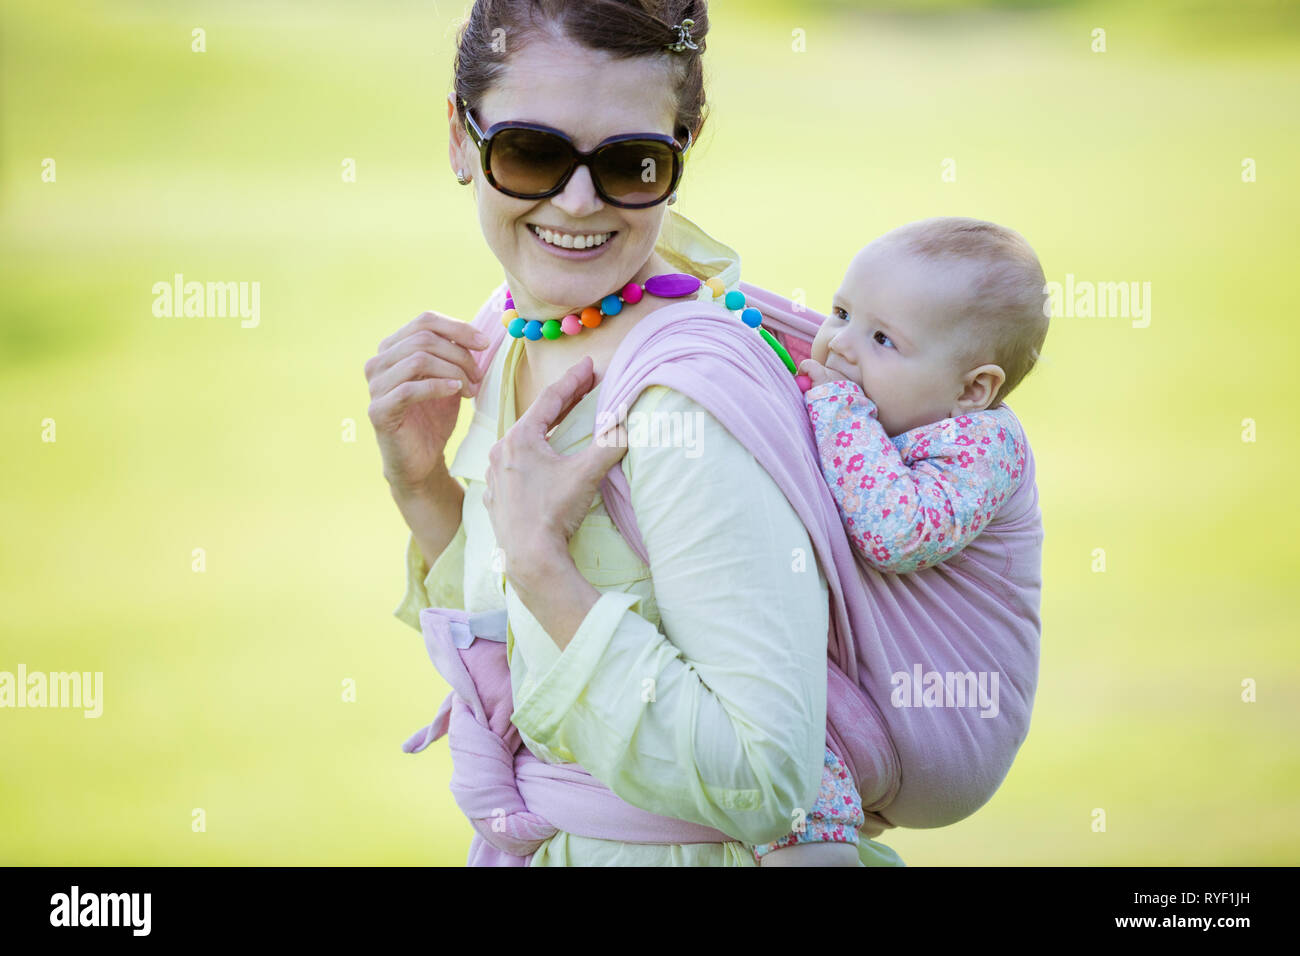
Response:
[666,191,678,205]
[456,169,471,185]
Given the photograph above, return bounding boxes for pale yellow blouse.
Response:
[394,211,901,867]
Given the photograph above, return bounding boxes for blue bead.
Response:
[601,294,623,315]
[507,317,526,338]
[741,307,763,328]
[523,319,543,340]
[724,290,746,311]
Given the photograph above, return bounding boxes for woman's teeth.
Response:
[530,225,614,249]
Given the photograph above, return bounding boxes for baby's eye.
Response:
[832,306,849,321]
[874,330,895,349]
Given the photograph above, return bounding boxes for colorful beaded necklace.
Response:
[501,272,800,380]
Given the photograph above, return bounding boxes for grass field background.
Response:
[2,0,1297,864]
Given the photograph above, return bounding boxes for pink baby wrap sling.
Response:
[403,281,1043,865]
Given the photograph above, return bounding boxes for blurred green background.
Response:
[2,0,1297,865]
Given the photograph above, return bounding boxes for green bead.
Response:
[759,327,797,374]
[724,290,746,311]
[541,318,563,339]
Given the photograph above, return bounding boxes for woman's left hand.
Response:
[483,355,629,583]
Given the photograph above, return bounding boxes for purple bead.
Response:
[643,273,703,299]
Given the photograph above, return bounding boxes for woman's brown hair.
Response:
[452,0,710,143]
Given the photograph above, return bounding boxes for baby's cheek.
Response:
[810,333,830,364]
[872,399,899,436]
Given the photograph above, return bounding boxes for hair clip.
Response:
[665,18,698,54]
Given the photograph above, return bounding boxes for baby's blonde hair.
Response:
[881,217,1049,408]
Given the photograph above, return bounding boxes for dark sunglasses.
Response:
[462,103,691,209]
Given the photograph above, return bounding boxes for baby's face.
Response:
[811,242,977,436]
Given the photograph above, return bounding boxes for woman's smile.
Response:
[526,222,619,260]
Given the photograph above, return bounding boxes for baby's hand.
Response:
[797,359,840,390]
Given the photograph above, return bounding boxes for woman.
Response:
[366,0,902,865]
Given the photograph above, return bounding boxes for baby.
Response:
[755,217,1050,866]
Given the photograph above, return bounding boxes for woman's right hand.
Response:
[365,310,490,494]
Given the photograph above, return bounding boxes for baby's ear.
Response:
[953,364,1006,414]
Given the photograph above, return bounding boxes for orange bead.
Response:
[705,277,726,298]
[580,306,603,328]
[501,308,518,327]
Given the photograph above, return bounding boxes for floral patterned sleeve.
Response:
[804,379,1028,574]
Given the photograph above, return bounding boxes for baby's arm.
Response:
[761,841,860,866]
[804,379,1026,574]
[752,748,864,867]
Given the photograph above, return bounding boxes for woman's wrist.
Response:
[387,460,456,501]
[505,540,600,651]
[390,466,465,569]
[504,534,574,592]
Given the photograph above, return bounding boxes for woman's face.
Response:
[449,34,682,318]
